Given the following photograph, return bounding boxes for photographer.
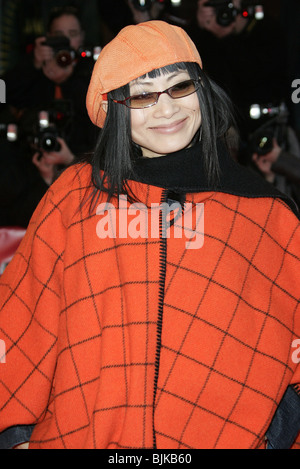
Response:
[126,0,166,24]
[187,0,286,141]
[196,0,239,38]
[5,6,97,157]
[251,135,300,208]
[0,6,97,227]
[98,0,167,38]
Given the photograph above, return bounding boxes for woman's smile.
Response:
[148,117,188,134]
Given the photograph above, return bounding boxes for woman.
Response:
[0,21,299,450]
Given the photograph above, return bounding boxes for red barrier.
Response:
[0,227,26,267]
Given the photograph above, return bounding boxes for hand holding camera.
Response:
[33,34,101,84]
[33,35,75,84]
[252,138,281,182]
[33,36,54,70]
[197,0,236,38]
[42,57,75,84]
[32,137,75,185]
[128,0,166,23]
[197,0,264,37]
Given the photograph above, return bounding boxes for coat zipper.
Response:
[152,189,168,449]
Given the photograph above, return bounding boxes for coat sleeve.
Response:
[0,425,34,449]
[265,385,300,449]
[0,184,66,434]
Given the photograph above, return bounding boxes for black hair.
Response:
[86,62,237,211]
[47,6,83,32]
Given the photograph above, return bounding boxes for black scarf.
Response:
[131,140,299,217]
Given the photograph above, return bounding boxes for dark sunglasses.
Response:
[112,78,201,109]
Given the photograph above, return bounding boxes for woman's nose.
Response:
[152,93,180,118]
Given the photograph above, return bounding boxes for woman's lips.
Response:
[149,117,188,134]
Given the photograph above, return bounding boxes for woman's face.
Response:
[130,70,201,158]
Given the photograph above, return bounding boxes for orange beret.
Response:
[86,20,203,128]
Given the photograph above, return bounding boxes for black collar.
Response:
[131,140,299,217]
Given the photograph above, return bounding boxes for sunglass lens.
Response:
[130,93,157,109]
[170,80,196,99]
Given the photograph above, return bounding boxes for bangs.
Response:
[118,62,201,100]
[139,62,189,80]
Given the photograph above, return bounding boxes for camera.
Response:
[131,0,180,12]
[249,102,288,156]
[204,0,264,27]
[0,101,73,156]
[250,129,274,156]
[0,114,62,152]
[42,36,76,67]
[33,113,61,152]
[30,100,73,152]
[42,36,102,67]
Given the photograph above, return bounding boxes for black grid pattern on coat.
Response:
[0,165,299,449]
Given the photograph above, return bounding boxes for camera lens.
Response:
[41,134,61,152]
[132,0,153,12]
[252,130,274,156]
[217,4,236,27]
[56,50,74,67]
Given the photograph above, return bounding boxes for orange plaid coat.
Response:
[0,143,299,449]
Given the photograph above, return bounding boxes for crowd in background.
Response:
[0,0,299,228]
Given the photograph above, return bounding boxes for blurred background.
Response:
[0,0,288,75]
